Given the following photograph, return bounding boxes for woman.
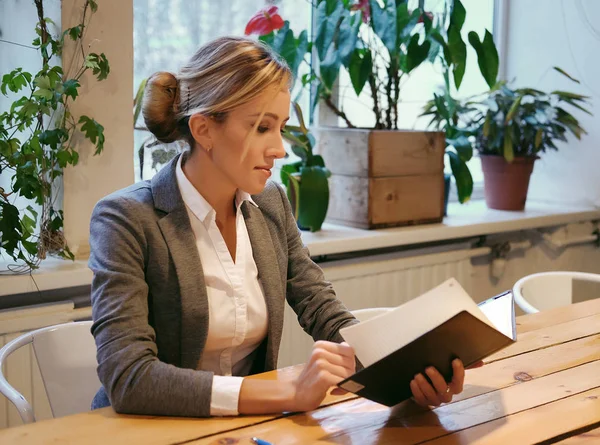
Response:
[89,36,474,418]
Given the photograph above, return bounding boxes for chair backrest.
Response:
[513,271,600,314]
[32,320,101,418]
[351,307,394,322]
[0,320,100,423]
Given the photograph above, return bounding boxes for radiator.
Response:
[278,244,489,367]
[0,302,92,429]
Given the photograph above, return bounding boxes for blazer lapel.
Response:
[242,201,285,369]
[152,153,208,370]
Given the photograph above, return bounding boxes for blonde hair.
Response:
[142,37,292,144]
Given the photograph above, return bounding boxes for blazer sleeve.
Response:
[89,196,214,417]
[274,184,360,344]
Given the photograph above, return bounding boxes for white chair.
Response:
[351,307,394,322]
[513,271,600,314]
[0,320,100,424]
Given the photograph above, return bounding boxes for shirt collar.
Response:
[175,153,258,224]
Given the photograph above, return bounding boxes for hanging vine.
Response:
[0,0,109,272]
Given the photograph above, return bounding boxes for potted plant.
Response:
[246,1,499,228]
[421,1,499,206]
[0,0,109,271]
[281,102,331,232]
[467,69,591,210]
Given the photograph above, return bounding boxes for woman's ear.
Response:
[188,114,213,152]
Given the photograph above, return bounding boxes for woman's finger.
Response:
[449,359,465,394]
[309,359,353,383]
[415,373,441,406]
[310,346,355,372]
[410,378,428,407]
[425,367,452,403]
[314,341,355,360]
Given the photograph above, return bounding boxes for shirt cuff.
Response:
[210,376,245,416]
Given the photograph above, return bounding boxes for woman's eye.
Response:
[257,126,269,134]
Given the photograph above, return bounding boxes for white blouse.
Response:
[175,156,268,416]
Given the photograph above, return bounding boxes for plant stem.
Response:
[393,71,401,130]
[385,65,393,130]
[368,73,384,129]
[322,93,356,128]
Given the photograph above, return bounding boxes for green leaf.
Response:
[396,3,419,44]
[370,0,397,54]
[447,135,473,162]
[85,53,110,81]
[468,30,499,89]
[134,78,147,125]
[315,0,344,61]
[67,25,82,40]
[505,96,522,124]
[309,154,326,168]
[338,11,361,66]
[448,150,473,204]
[310,83,323,122]
[297,166,329,232]
[292,101,308,134]
[503,132,514,162]
[483,113,492,137]
[448,27,467,89]
[553,66,580,84]
[450,0,466,31]
[348,49,372,96]
[534,128,543,149]
[406,34,431,73]
[22,240,38,256]
[320,44,342,90]
[79,115,105,154]
[63,79,80,101]
[283,171,301,219]
[89,0,98,13]
[280,162,302,187]
[271,23,307,84]
[0,201,22,255]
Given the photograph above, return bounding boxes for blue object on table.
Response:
[252,438,273,445]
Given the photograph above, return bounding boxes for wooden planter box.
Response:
[315,128,445,229]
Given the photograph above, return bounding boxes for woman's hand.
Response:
[409,359,484,408]
[291,341,356,412]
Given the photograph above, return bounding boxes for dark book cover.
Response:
[337,309,515,407]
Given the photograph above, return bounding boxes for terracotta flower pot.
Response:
[480,155,536,211]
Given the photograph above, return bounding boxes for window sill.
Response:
[302,200,600,257]
[1,200,598,297]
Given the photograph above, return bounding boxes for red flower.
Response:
[245,6,285,36]
[351,0,370,24]
[417,11,434,23]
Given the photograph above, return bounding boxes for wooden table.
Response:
[1,299,599,445]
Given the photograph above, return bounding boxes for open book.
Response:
[337,278,516,407]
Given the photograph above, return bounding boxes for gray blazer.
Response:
[88,153,358,417]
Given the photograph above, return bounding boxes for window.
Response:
[133,0,495,190]
[332,0,495,190]
[133,0,312,181]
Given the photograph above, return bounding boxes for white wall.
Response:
[503,0,600,208]
[62,0,134,257]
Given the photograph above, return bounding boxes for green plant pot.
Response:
[444,173,451,216]
[286,172,329,232]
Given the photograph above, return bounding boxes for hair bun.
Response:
[142,71,182,143]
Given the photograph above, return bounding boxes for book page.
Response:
[478,291,516,340]
[340,278,497,367]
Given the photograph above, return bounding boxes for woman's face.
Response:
[204,88,290,195]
